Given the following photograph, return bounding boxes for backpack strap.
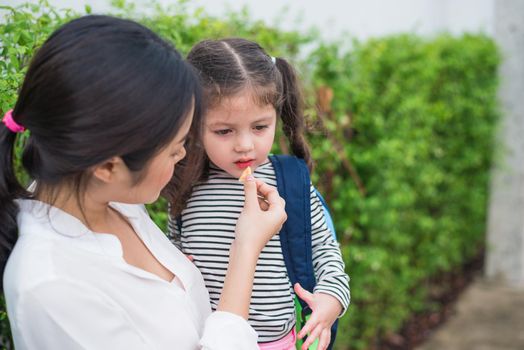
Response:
[314,188,337,240]
[269,155,316,297]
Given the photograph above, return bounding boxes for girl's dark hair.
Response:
[168,38,311,215]
[0,15,202,289]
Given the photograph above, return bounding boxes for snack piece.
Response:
[238,166,252,182]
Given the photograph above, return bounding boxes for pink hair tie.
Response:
[2,109,26,133]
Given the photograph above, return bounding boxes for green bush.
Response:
[0,1,499,349]
[305,34,499,348]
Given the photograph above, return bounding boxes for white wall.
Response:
[3,0,495,40]
[486,0,524,287]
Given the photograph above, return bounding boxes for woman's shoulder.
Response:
[3,230,61,308]
[9,201,62,280]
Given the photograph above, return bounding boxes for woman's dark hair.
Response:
[168,38,311,215]
[0,15,202,289]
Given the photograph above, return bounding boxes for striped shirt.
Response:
[168,160,350,342]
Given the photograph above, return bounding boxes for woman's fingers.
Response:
[253,180,286,224]
[257,195,269,211]
[255,180,285,208]
[245,179,283,212]
[242,175,258,210]
[236,177,286,253]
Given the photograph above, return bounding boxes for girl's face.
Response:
[203,91,277,178]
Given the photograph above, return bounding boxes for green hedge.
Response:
[305,34,499,348]
[0,1,499,349]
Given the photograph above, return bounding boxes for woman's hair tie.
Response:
[2,109,26,133]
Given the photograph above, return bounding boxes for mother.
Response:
[0,15,286,349]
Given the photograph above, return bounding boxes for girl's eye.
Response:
[214,129,232,135]
[254,125,268,131]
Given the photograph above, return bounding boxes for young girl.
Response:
[0,16,287,349]
[168,38,350,350]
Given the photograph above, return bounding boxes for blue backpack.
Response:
[269,154,338,350]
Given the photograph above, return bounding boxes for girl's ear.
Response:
[92,156,126,184]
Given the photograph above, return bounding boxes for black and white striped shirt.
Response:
[168,161,350,342]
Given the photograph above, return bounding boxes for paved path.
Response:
[416,278,524,350]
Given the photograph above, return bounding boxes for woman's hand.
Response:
[294,283,342,350]
[217,175,286,319]
[234,175,287,254]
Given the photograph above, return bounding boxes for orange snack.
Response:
[238,166,252,182]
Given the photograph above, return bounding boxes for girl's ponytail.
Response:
[275,57,313,171]
[0,114,28,290]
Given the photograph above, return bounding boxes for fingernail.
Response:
[246,175,255,181]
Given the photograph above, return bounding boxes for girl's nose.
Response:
[234,133,254,153]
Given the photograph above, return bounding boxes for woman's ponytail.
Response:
[0,116,28,290]
[275,57,313,171]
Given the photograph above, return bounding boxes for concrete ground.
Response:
[416,277,524,350]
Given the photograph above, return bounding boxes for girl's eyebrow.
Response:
[207,115,274,128]
[207,121,235,128]
[252,116,274,123]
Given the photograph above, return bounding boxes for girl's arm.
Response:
[309,184,350,313]
[293,184,350,349]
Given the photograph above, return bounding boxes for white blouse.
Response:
[3,199,258,350]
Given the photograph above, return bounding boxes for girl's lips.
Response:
[235,160,253,169]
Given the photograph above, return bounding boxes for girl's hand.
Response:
[234,176,287,254]
[294,283,342,350]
